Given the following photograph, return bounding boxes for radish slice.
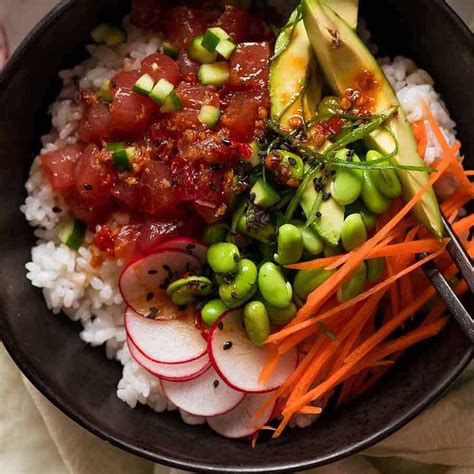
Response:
[125,307,207,364]
[127,338,210,381]
[119,249,201,317]
[207,391,276,439]
[158,238,208,264]
[161,366,244,416]
[209,310,298,393]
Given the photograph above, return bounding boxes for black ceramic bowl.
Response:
[0,1,472,472]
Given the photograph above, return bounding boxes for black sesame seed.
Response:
[315,211,322,218]
[231,291,239,299]
[222,137,231,146]
[154,139,162,146]
[213,380,219,389]
[111,80,117,88]
[217,321,224,330]
[186,243,196,252]
[223,341,233,350]
[347,156,353,162]
[52,206,62,213]
[83,184,93,191]
[347,149,355,157]
[147,307,159,319]
[148,269,158,275]
[288,157,297,166]
[330,170,336,176]
[146,292,154,301]
[162,264,171,271]
[233,253,241,262]
[320,163,326,170]
[322,192,331,201]
[272,150,281,158]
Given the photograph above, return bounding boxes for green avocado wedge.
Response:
[302,0,443,239]
[270,8,322,129]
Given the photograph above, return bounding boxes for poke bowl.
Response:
[0,0,473,472]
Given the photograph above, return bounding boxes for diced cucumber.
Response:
[250,178,280,208]
[188,36,218,64]
[198,105,221,128]
[99,79,112,103]
[163,41,178,59]
[106,142,134,171]
[160,91,182,113]
[215,39,237,60]
[198,62,229,86]
[59,219,87,251]
[247,140,261,167]
[201,27,230,52]
[133,74,155,96]
[150,78,175,105]
[91,24,126,46]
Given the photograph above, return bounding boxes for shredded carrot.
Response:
[286,238,444,271]
[453,214,474,233]
[412,119,428,157]
[298,406,323,415]
[259,345,281,384]
[268,245,446,344]
[465,170,474,176]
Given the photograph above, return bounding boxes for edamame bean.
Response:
[274,223,304,265]
[318,95,342,117]
[366,150,402,198]
[279,151,304,180]
[341,214,368,252]
[294,268,335,300]
[166,276,213,306]
[367,258,385,283]
[323,244,344,257]
[266,301,297,324]
[361,170,391,214]
[202,222,229,245]
[346,200,377,231]
[258,262,293,308]
[208,242,240,273]
[331,149,363,206]
[219,258,258,308]
[201,298,228,326]
[291,219,324,255]
[337,262,367,302]
[244,301,270,345]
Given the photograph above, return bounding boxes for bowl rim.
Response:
[0,0,473,472]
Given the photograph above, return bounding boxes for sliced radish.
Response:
[209,310,298,393]
[161,366,244,416]
[125,307,207,364]
[158,238,208,264]
[127,338,210,381]
[207,391,277,439]
[119,249,201,317]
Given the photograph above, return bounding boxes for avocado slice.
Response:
[300,168,345,247]
[270,1,358,130]
[301,0,443,238]
[270,9,321,130]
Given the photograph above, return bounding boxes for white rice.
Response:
[20,18,462,427]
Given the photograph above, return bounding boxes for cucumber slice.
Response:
[59,219,87,251]
[188,36,218,64]
[99,79,112,103]
[198,105,221,128]
[215,39,237,60]
[91,24,126,46]
[133,73,155,96]
[247,140,261,167]
[201,27,230,52]
[160,91,182,113]
[198,62,229,87]
[150,78,175,105]
[250,178,280,208]
[106,142,134,171]
[163,41,178,59]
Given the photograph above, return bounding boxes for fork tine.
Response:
[442,215,474,294]
[419,252,474,343]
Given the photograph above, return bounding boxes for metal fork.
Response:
[419,215,474,343]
